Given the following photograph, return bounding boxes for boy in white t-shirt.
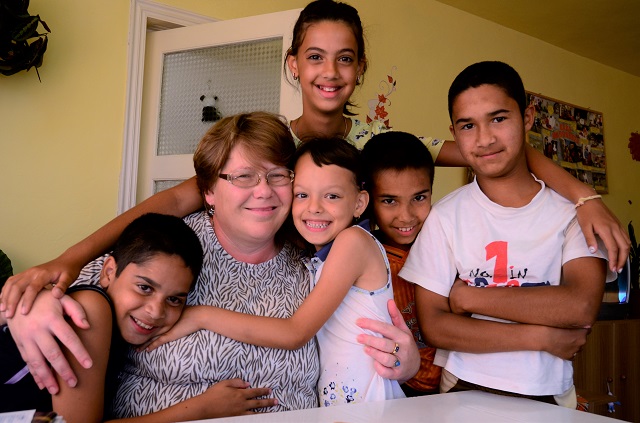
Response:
[399,61,616,408]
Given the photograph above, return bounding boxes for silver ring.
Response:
[394,359,401,367]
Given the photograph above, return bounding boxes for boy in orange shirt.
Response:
[361,131,440,396]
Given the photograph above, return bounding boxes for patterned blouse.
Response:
[291,116,444,161]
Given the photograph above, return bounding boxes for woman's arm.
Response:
[6,292,91,395]
[150,228,374,350]
[51,290,113,423]
[104,379,276,422]
[0,178,202,317]
[526,145,630,272]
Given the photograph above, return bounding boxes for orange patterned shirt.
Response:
[384,243,441,393]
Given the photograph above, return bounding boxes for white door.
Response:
[138,9,302,203]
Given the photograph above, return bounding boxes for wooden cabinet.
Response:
[573,319,640,422]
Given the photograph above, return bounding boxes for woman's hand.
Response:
[6,291,92,394]
[0,257,83,318]
[576,198,630,273]
[355,299,420,383]
[142,306,202,351]
[192,379,277,417]
[119,378,279,422]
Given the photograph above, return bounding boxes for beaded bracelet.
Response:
[574,194,602,208]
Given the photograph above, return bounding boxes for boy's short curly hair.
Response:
[112,213,203,286]
[448,61,526,120]
[361,131,435,192]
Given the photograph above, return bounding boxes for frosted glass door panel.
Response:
[157,38,282,156]
[137,9,302,203]
[154,179,184,194]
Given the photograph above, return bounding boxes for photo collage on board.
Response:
[526,92,607,193]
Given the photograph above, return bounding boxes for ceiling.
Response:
[434,0,640,78]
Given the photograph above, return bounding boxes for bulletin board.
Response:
[526,91,607,193]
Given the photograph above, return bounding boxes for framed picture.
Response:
[526,91,607,193]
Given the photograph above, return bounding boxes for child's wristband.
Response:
[574,194,602,208]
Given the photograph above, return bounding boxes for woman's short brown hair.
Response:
[193,111,296,195]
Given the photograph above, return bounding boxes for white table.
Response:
[184,391,619,422]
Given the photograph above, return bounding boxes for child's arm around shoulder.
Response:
[422,137,628,272]
[149,226,377,351]
[0,177,202,318]
[52,289,112,423]
[525,145,630,272]
[324,225,388,292]
[432,140,467,167]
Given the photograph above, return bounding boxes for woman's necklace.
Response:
[292,116,349,140]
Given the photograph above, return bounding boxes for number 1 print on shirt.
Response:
[466,241,549,288]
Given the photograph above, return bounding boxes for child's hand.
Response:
[575,198,630,273]
[0,257,82,318]
[195,379,277,417]
[540,325,589,360]
[142,306,201,351]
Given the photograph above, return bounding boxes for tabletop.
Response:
[183,390,619,423]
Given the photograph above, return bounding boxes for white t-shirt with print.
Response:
[399,177,612,396]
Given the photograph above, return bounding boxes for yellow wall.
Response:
[1,0,638,272]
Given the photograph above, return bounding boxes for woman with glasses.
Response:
[108,112,321,418]
[3,112,419,421]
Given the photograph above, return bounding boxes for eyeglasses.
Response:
[218,168,294,188]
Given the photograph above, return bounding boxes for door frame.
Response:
[119,0,215,214]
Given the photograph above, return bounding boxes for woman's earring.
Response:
[356,75,361,84]
[207,204,215,217]
[293,73,298,81]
